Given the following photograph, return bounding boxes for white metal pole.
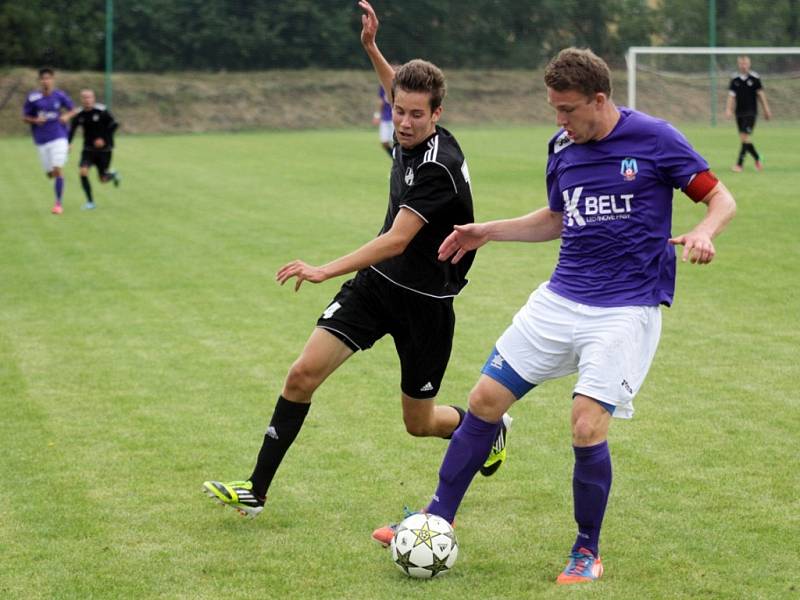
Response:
[627,48,637,110]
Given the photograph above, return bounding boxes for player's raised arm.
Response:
[669,180,736,264]
[359,0,395,102]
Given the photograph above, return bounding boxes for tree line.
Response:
[1,0,798,71]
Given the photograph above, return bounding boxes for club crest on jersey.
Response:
[620,158,638,181]
[405,166,414,186]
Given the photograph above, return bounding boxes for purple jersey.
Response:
[378,87,392,122]
[545,107,709,307]
[23,89,74,145]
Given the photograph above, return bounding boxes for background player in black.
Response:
[69,89,120,209]
[202,0,509,520]
[725,55,772,172]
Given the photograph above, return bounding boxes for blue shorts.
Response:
[481,347,616,415]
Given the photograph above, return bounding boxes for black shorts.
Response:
[316,268,455,399]
[80,149,113,174]
[736,115,756,134]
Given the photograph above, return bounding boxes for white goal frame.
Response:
[625,46,800,114]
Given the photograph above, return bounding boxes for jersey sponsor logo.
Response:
[405,166,414,186]
[37,110,60,121]
[563,187,586,227]
[620,158,638,181]
[563,186,634,227]
[321,301,342,319]
[420,382,434,392]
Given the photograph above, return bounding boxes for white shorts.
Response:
[379,120,394,144]
[36,138,69,173]
[495,282,662,418]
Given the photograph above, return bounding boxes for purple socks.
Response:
[426,411,500,523]
[55,176,64,204]
[571,441,612,557]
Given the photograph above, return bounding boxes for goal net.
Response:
[624,47,800,125]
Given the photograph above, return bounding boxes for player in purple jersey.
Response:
[407,48,737,584]
[372,85,394,156]
[22,68,78,214]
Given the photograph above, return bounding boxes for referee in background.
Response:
[69,89,120,209]
[725,55,772,172]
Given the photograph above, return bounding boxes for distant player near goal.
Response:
[202,0,511,521]
[410,47,736,585]
[22,68,78,214]
[69,89,121,210]
[725,55,772,172]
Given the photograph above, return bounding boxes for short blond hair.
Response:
[544,48,612,98]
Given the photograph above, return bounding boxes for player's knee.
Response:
[572,415,603,446]
[284,360,323,397]
[79,167,89,177]
[403,414,432,437]
[466,383,504,421]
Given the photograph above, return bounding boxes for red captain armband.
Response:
[683,170,719,203]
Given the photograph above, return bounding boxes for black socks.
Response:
[80,175,93,202]
[249,396,310,498]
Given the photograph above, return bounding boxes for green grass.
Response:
[1,123,798,599]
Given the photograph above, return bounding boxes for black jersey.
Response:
[371,125,475,298]
[69,104,119,150]
[729,72,763,117]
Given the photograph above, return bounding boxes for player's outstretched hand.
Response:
[359,0,379,48]
[669,232,716,264]
[438,223,490,264]
[276,260,328,291]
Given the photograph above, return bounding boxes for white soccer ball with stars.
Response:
[390,512,458,578]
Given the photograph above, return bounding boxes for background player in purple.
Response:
[414,48,736,584]
[22,68,78,214]
[372,85,394,157]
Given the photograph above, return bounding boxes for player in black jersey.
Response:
[725,56,772,172]
[68,89,120,209]
[202,0,511,522]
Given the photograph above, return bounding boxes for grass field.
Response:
[1,123,798,599]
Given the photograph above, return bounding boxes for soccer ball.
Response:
[390,512,458,578]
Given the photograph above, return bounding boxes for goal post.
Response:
[626,46,800,124]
